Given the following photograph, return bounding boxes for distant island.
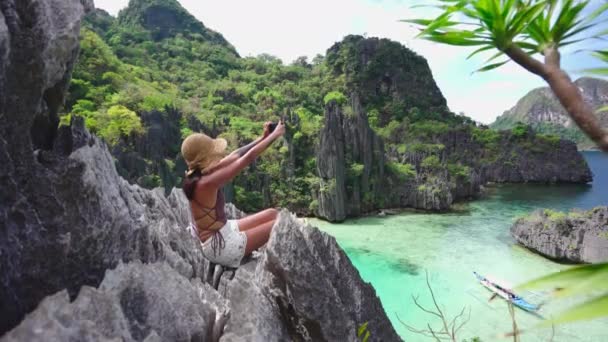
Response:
[491,77,608,150]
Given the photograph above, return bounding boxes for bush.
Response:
[387,162,416,181]
[349,163,365,178]
[511,123,529,139]
[309,199,319,212]
[323,91,347,105]
[538,133,560,146]
[98,105,144,145]
[410,120,450,138]
[447,163,471,181]
[471,127,500,147]
[421,155,441,170]
[544,209,567,223]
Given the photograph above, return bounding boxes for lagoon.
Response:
[313,152,608,341]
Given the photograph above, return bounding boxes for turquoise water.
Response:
[313,152,608,341]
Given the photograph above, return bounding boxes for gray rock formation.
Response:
[220,212,400,341]
[511,207,608,263]
[316,100,347,221]
[2,262,230,342]
[316,96,386,221]
[0,1,400,340]
[435,127,592,184]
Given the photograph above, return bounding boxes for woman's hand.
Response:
[271,120,286,138]
[263,121,273,138]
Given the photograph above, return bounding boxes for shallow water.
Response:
[313,152,608,341]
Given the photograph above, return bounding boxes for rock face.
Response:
[117,0,235,49]
[316,96,386,221]
[0,0,400,340]
[325,35,448,125]
[220,213,400,341]
[113,108,185,192]
[316,99,592,222]
[434,127,592,184]
[2,262,230,342]
[511,207,608,263]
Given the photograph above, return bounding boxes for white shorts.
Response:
[198,220,247,268]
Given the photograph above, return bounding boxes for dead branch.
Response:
[396,270,471,342]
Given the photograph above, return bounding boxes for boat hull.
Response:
[474,272,539,312]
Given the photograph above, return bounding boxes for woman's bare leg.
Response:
[244,220,274,255]
[237,208,278,232]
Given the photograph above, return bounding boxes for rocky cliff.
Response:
[316,95,386,221]
[117,0,235,48]
[316,101,592,222]
[491,77,608,148]
[511,207,608,263]
[0,1,400,340]
[325,35,449,125]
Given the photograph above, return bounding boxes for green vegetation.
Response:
[357,322,370,342]
[510,123,529,139]
[537,133,561,146]
[387,162,416,181]
[99,105,144,144]
[421,155,442,170]
[68,3,333,208]
[324,91,347,105]
[543,209,568,228]
[348,163,365,179]
[447,163,471,182]
[70,4,486,213]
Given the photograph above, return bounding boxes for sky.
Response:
[95,0,607,124]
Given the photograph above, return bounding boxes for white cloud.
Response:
[92,0,602,124]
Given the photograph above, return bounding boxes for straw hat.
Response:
[181,133,227,174]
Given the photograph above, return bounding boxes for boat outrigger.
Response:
[473,272,540,312]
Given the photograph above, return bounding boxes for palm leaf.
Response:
[540,295,608,327]
[516,263,608,292]
[466,45,495,59]
[585,1,608,22]
[472,60,509,73]
[550,0,589,43]
[426,31,489,46]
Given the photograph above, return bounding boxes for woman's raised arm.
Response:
[211,122,273,170]
[203,121,285,187]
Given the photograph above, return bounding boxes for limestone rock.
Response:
[1,262,229,342]
[316,100,348,221]
[220,211,401,342]
[511,207,608,263]
[316,95,386,222]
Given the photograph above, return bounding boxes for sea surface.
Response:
[313,151,608,341]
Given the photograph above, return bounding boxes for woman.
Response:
[181,121,285,268]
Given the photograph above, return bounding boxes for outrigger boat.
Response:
[473,272,540,312]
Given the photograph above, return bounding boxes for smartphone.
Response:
[269,122,278,133]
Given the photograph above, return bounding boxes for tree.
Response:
[98,105,144,145]
[404,0,608,151]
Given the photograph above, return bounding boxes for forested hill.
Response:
[491,77,608,150]
[65,0,591,219]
